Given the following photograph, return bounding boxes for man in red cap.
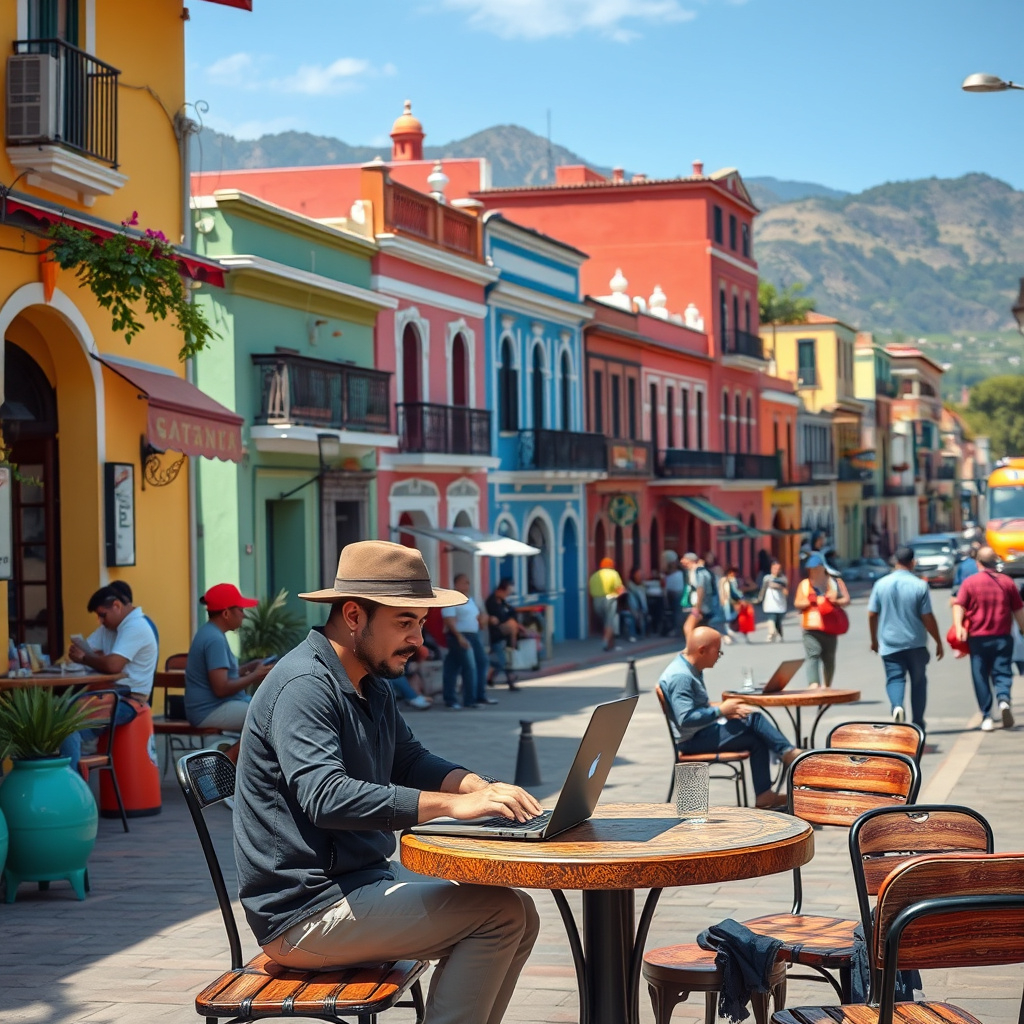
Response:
[184,583,273,760]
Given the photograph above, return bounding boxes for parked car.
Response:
[842,557,892,582]
[907,533,959,587]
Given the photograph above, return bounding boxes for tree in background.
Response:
[759,281,817,357]
[962,375,1024,459]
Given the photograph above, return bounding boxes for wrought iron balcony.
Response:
[657,450,780,481]
[607,439,653,476]
[722,328,766,361]
[787,460,837,484]
[10,39,119,167]
[253,353,391,433]
[884,483,917,497]
[397,402,491,456]
[518,429,608,471]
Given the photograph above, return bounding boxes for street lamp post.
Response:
[961,73,1024,93]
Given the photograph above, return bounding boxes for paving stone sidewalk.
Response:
[1,605,1021,1024]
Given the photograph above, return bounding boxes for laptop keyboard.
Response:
[474,811,551,831]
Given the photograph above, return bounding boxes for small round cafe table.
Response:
[721,687,861,748]
[0,672,125,692]
[401,802,813,1024]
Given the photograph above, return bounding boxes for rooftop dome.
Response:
[391,100,423,137]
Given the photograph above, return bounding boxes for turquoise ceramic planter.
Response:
[0,757,98,902]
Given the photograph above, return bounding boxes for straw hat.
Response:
[299,540,466,608]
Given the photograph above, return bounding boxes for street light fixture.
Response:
[961,73,1024,93]
[278,432,342,499]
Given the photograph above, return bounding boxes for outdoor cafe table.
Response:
[0,671,125,692]
[720,687,861,748]
[401,802,813,1024]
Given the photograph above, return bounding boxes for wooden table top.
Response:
[0,672,126,692]
[721,687,861,708]
[401,803,814,891]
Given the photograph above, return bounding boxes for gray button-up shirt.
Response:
[658,653,719,745]
[234,628,462,944]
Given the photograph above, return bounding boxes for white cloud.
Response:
[441,0,695,40]
[205,52,259,86]
[276,58,396,96]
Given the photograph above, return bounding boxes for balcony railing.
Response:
[518,429,607,472]
[253,353,391,433]
[10,39,119,167]
[607,439,653,476]
[787,460,837,484]
[796,367,819,388]
[884,482,917,497]
[722,328,766,361]
[397,402,491,456]
[384,179,481,260]
[657,450,780,482]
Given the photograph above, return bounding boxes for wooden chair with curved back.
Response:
[772,851,1024,1024]
[737,749,921,1002]
[654,684,750,807]
[826,721,926,763]
[152,652,226,775]
[72,688,129,833]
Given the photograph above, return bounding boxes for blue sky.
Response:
[186,0,1024,193]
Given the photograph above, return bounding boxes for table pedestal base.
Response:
[553,887,662,1024]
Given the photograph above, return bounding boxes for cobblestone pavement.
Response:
[1,593,1021,1023]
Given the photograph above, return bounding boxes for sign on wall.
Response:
[0,466,11,580]
[105,463,136,567]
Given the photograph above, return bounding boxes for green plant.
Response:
[46,212,216,360]
[239,590,307,661]
[0,688,93,761]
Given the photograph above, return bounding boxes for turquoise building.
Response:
[483,214,601,642]
[189,189,397,624]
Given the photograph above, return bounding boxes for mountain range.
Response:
[193,126,1024,337]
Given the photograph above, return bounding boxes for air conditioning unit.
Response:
[6,53,60,143]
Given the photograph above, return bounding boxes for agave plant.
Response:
[0,687,94,761]
[239,589,307,661]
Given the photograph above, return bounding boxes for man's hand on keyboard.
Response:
[451,783,543,823]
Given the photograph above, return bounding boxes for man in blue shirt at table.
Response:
[868,545,944,731]
[658,626,801,809]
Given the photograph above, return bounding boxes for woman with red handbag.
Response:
[794,553,851,687]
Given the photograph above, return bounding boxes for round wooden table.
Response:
[0,672,126,692]
[402,802,814,1024]
[721,687,861,747]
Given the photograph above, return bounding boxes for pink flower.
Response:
[144,228,168,242]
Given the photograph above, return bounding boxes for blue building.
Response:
[483,214,603,642]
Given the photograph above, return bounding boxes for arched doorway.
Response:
[614,524,625,573]
[649,516,660,572]
[531,345,545,429]
[401,323,423,449]
[4,341,62,656]
[631,521,641,573]
[451,333,468,407]
[451,509,474,587]
[560,350,572,431]
[499,336,518,431]
[594,518,606,565]
[526,517,549,594]
[561,517,580,639]
[748,513,758,580]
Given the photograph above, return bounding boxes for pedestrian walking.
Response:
[663,555,686,637]
[589,557,626,652]
[952,541,980,598]
[441,573,498,709]
[867,545,945,730]
[682,552,721,641]
[718,567,743,644]
[794,553,851,688]
[953,546,1024,731]
[757,560,789,642]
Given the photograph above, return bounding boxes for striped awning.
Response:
[669,497,757,537]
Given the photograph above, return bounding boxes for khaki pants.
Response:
[262,871,539,1024]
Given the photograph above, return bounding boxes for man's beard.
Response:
[354,627,418,679]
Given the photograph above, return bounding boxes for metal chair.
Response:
[73,688,129,833]
[176,750,427,1024]
[772,852,1024,1024]
[655,684,750,806]
[826,721,926,763]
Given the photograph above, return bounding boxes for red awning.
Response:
[94,356,244,463]
[1,193,226,287]
[198,0,253,7]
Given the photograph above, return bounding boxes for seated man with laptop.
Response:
[234,541,541,1024]
[658,626,803,809]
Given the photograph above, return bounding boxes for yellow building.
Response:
[761,312,866,558]
[1,0,247,666]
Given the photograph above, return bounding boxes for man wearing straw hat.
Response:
[233,541,541,1024]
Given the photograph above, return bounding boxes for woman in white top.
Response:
[441,573,498,709]
[758,560,790,642]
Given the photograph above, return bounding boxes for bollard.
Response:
[514,721,542,788]
[624,659,640,697]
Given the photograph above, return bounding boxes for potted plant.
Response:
[0,687,98,902]
[239,589,307,662]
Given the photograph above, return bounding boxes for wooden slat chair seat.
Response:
[740,750,921,1001]
[643,942,788,1024]
[772,852,1024,1024]
[177,749,426,1024]
[655,685,750,806]
[826,721,926,763]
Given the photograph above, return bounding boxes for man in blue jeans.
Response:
[868,545,945,731]
[441,574,498,709]
[658,626,801,808]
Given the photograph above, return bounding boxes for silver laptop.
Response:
[749,658,805,694]
[411,694,639,841]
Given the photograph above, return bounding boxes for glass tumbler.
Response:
[674,762,710,822]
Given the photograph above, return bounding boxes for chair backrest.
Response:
[70,688,122,761]
[176,749,243,969]
[165,653,188,671]
[152,670,186,717]
[826,721,926,763]
[873,853,1024,1024]
[788,749,920,827]
[655,685,683,749]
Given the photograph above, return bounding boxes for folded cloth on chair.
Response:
[850,920,922,1003]
[697,918,783,1023]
